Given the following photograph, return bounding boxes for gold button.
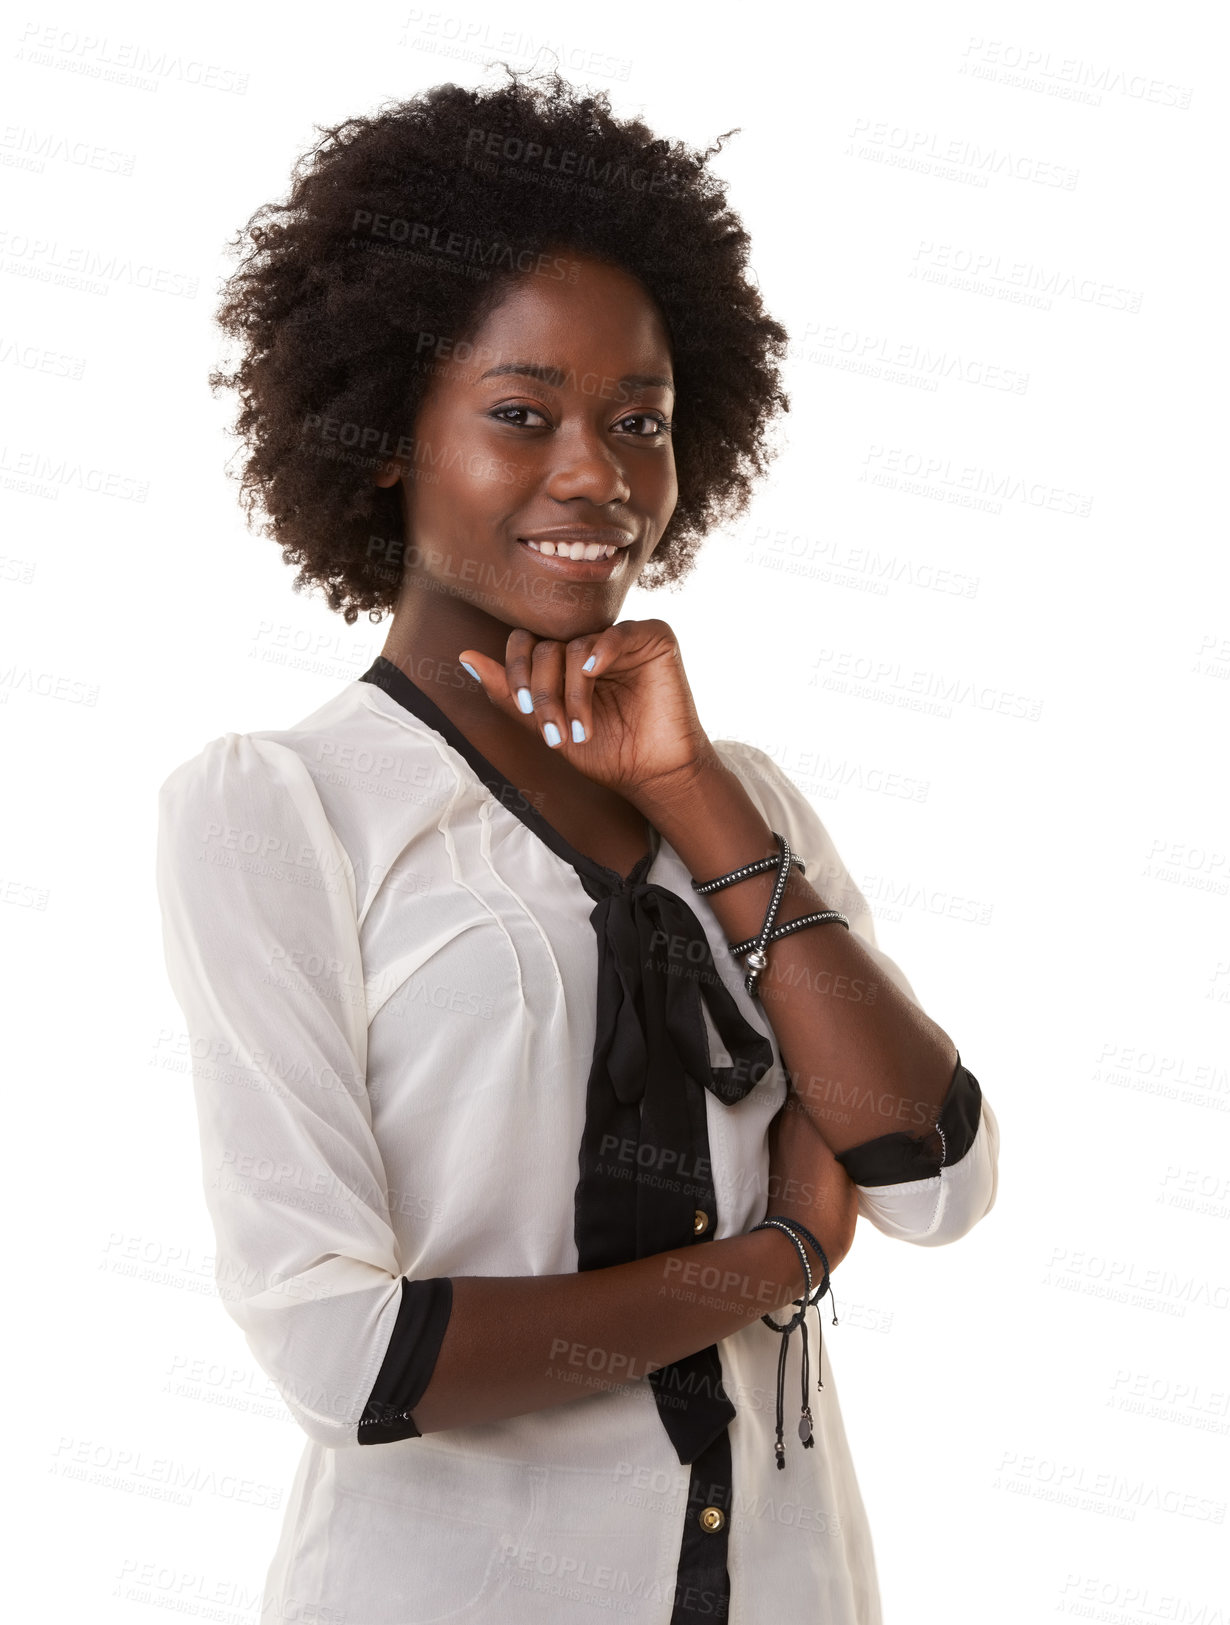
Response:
[693,1209,710,1235]
[699,1506,725,1534]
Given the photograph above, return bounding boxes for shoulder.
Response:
[157,679,454,844]
[156,720,333,851]
[154,691,375,936]
[154,724,354,919]
[155,680,469,923]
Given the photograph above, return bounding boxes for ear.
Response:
[373,460,404,489]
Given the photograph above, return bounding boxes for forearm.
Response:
[639,756,959,1156]
[411,1226,815,1436]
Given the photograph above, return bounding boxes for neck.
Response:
[379,582,514,718]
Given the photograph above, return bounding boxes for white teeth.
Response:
[524,540,618,560]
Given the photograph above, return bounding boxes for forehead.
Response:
[465,256,672,372]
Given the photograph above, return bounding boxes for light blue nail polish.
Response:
[582,655,596,672]
[544,721,562,747]
[517,686,534,714]
[460,660,480,683]
[571,719,586,743]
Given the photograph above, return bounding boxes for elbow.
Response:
[854,1098,1000,1247]
[226,1271,449,1450]
[266,1362,376,1448]
[913,1103,1001,1248]
[828,1167,861,1271]
[288,1408,363,1450]
[914,1182,997,1247]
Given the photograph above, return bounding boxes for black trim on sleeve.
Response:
[357,1276,453,1445]
[834,1056,984,1188]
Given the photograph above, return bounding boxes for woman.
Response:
[156,69,1000,1624]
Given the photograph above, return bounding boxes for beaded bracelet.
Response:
[754,1217,814,1332]
[692,831,850,999]
[750,1215,839,1470]
[691,844,808,894]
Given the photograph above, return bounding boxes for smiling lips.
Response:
[517,527,635,564]
[525,538,619,559]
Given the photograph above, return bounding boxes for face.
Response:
[376,253,678,642]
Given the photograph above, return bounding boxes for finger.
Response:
[563,635,601,745]
[527,636,568,748]
[504,628,540,720]
[598,616,678,673]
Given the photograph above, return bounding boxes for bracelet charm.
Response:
[749,1215,838,1468]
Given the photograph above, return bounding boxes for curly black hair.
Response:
[210,65,790,625]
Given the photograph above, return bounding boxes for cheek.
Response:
[646,455,679,515]
[461,454,533,510]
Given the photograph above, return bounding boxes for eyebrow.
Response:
[479,362,675,393]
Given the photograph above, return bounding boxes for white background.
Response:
[2,1,1227,1620]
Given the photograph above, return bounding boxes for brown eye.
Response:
[489,405,551,428]
[616,414,672,438]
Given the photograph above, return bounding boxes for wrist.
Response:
[630,744,725,823]
[752,1220,809,1300]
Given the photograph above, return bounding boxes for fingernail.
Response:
[516,686,534,714]
[460,660,481,684]
[582,655,596,672]
[543,721,562,747]
[571,719,586,743]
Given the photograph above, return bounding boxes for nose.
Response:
[544,423,631,506]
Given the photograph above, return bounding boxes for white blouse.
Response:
[154,656,1000,1625]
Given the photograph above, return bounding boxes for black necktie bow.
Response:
[573,864,775,1464]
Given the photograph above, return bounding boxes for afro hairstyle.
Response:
[209,65,790,624]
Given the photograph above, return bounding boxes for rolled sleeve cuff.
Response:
[358,1276,454,1445]
[834,1058,999,1246]
[834,1055,983,1186]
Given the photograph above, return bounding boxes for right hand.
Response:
[764,1084,860,1289]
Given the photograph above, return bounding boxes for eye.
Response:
[488,404,551,428]
[615,413,673,438]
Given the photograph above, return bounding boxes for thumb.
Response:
[458,648,518,718]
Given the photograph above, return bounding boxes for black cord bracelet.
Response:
[691,847,806,894]
[692,832,850,998]
[750,1215,839,1469]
